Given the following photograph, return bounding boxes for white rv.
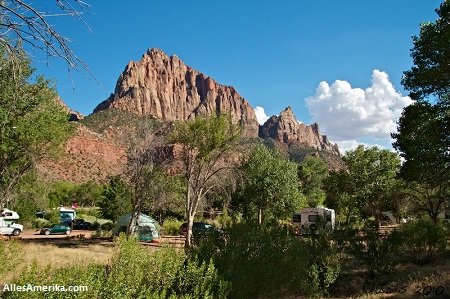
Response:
[0,208,20,222]
[292,207,335,235]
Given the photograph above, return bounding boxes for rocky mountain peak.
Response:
[94,48,259,137]
[259,107,340,155]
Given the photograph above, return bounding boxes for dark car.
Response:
[72,219,92,230]
[179,222,221,238]
[40,224,71,235]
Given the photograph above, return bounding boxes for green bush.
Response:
[162,217,183,235]
[2,236,229,299]
[31,218,50,228]
[400,219,448,264]
[304,233,342,296]
[100,222,114,231]
[193,223,341,299]
[44,210,61,224]
[351,229,403,277]
[76,207,101,218]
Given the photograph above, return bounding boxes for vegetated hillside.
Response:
[38,109,164,184]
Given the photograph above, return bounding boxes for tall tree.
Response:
[100,176,131,222]
[341,146,401,228]
[401,0,450,102]
[297,156,328,207]
[170,114,241,248]
[324,170,359,225]
[392,102,449,223]
[394,0,450,223]
[234,145,304,224]
[0,50,73,209]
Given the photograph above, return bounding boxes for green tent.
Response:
[113,213,160,241]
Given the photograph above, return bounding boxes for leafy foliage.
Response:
[351,230,403,277]
[402,0,450,101]
[2,237,229,299]
[297,156,329,207]
[99,176,132,222]
[340,146,401,224]
[395,0,450,223]
[169,114,241,247]
[392,102,449,223]
[193,223,341,299]
[233,145,304,224]
[0,50,73,208]
[399,219,448,264]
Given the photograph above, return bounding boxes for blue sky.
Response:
[31,0,443,152]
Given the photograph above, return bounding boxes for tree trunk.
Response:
[185,187,193,248]
[430,212,438,225]
[185,212,194,248]
[258,208,262,225]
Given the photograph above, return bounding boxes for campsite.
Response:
[1,1,450,298]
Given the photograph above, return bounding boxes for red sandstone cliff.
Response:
[94,48,259,137]
[259,107,340,155]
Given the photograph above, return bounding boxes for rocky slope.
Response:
[94,48,259,137]
[38,124,127,184]
[260,107,340,155]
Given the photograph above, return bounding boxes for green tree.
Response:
[47,181,75,208]
[324,170,359,226]
[169,114,241,247]
[392,103,449,223]
[297,156,328,207]
[394,1,450,223]
[100,176,132,222]
[144,167,184,221]
[401,0,450,102]
[69,181,104,207]
[341,146,401,228]
[234,145,304,224]
[0,51,73,209]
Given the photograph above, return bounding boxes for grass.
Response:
[0,241,113,286]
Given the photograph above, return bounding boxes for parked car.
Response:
[179,222,221,238]
[72,219,92,230]
[40,224,71,235]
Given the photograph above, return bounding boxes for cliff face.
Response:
[94,48,259,137]
[259,107,340,155]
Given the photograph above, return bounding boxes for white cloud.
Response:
[254,106,270,125]
[305,70,413,144]
[335,140,387,155]
[335,140,361,154]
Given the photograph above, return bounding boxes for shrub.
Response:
[193,223,340,299]
[399,219,448,264]
[351,229,403,277]
[2,236,229,299]
[76,207,101,218]
[31,218,50,228]
[162,217,183,235]
[100,222,114,231]
[303,233,342,297]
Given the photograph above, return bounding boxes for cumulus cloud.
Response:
[305,70,413,150]
[254,106,270,125]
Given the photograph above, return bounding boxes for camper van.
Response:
[292,207,335,235]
